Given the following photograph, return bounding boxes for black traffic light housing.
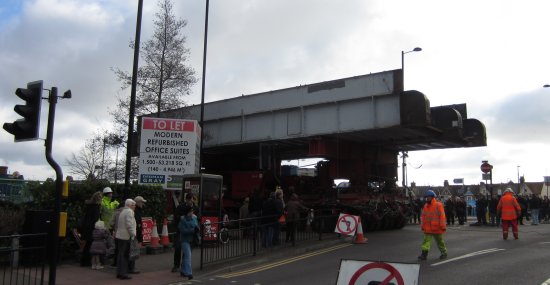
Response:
[3,80,43,142]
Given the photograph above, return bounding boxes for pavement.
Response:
[54,216,536,285]
[54,236,346,285]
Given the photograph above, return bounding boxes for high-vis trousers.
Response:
[421,233,447,254]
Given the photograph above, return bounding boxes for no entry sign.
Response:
[337,260,419,285]
[334,214,359,236]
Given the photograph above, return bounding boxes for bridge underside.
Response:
[158,69,486,185]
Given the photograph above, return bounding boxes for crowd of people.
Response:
[79,187,151,280]
[416,187,547,261]
[409,192,550,227]
[76,184,312,281]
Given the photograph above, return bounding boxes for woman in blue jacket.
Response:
[178,206,199,280]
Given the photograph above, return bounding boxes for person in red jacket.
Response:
[497,188,521,240]
[418,190,447,260]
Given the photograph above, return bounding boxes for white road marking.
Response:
[540,242,550,244]
[431,248,505,266]
[541,277,550,285]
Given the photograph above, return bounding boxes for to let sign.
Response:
[138,117,201,190]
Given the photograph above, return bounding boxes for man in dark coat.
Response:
[80,191,102,267]
[517,195,528,225]
[261,192,282,248]
[489,196,500,227]
[444,197,456,225]
[455,197,467,225]
[134,196,147,243]
[475,196,488,225]
[529,194,542,225]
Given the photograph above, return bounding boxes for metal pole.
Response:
[517,165,520,194]
[124,0,144,199]
[101,137,106,179]
[402,151,407,188]
[115,148,119,185]
[401,47,421,89]
[198,0,210,173]
[45,87,63,285]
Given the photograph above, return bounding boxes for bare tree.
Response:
[65,134,107,180]
[111,0,197,134]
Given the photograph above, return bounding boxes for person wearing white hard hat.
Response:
[497,188,521,240]
[101,187,120,232]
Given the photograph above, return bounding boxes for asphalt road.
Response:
[168,221,550,285]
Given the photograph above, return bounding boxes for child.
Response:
[89,220,109,269]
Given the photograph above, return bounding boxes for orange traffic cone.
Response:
[160,218,170,246]
[150,220,160,247]
[354,217,367,244]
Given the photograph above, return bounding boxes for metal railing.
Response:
[0,233,47,285]
[197,211,340,269]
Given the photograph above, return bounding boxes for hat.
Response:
[94,220,105,230]
[103,187,113,194]
[504,188,514,194]
[425,190,436,197]
[134,196,147,203]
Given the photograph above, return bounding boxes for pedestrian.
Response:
[542,196,550,222]
[261,192,278,248]
[497,188,521,240]
[475,195,488,225]
[517,195,528,225]
[172,192,188,273]
[109,203,124,267]
[272,189,285,245]
[444,196,456,225]
[101,187,120,232]
[134,196,147,244]
[413,197,423,224]
[178,205,199,280]
[248,187,264,218]
[529,194,541,225]
[285,193,309,243]
[89,220,110,270]
[115,199,138,280]
[455,197,466,225]
[418,190,447,261]
[489,195,499,226]
[239,197,250,238]
[80,191,102,267]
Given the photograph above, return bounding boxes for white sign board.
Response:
[138,117,201,190]
[334,213,359,236]
[337,259,419,285]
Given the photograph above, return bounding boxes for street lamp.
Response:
[401,47,422,84]
[517,165,520,194]
[400,47,421,189]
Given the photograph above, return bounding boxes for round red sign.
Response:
[480,163,493,173]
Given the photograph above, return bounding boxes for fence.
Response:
[0,233,47,285]
[197,211,340,269]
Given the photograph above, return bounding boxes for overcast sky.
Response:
[1,0,549,187]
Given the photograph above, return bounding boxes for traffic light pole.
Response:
[45,87,63,285]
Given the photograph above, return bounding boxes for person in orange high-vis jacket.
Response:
[497,188,521,240]
[418,190,447,260]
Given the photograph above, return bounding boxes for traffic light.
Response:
[3,80,43,142]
